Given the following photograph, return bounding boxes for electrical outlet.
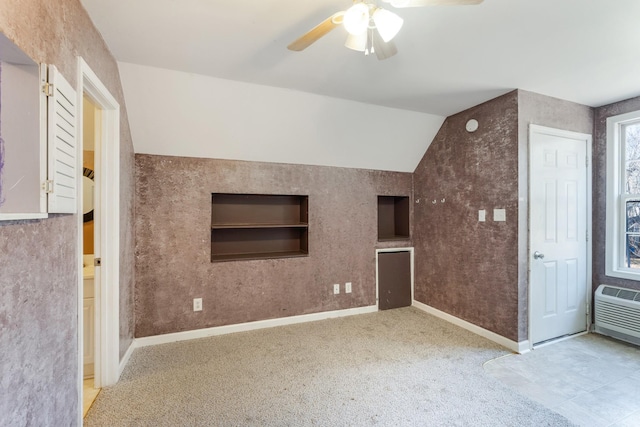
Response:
[193,298,202,312]
[345,282,352,293]
[333,284,340,295]
[478,209,486,222]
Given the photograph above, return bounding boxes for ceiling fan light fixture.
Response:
[372,8,404,42]
[345,32,368,52]
[343,2,370,35]
[287,0,481,59]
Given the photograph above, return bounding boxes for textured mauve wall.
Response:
[0,217,77,424]
[0,0,135,424]
[517,90,593,340]
[593,96,640,292]
[413,91,520,341]
[135,154,412,337]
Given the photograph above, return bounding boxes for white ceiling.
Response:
[81,0,640,117]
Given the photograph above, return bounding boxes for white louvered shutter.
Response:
[46,65,77,213]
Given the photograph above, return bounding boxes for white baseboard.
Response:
[119,340,135,377]
[412,300,527,354]
[516,340,531,354]
[134,305,378,349]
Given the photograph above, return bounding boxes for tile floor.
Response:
[83,378,100,418]
[484,333,640,427]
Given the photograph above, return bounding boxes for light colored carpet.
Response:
[85,307,574,426]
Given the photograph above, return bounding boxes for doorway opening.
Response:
[81,95,100,416]
[76,57,121,424]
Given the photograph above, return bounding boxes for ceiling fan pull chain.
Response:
[365,32,370,55]
[370,29,376,54]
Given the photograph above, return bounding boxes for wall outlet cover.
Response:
[193,298,203,312]
[345,282,352,293]
[333,284,340,295]
[494,208,506,222]
[478,209,486,222]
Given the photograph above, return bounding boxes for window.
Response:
[606,110,640,280]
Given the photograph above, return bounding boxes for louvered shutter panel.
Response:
[47,65,77,213]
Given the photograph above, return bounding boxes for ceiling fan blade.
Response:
[383,0,483,7]
[372,29,398,61]
[287,12,344,51]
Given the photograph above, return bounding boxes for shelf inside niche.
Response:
[211,250,309,263]
[211,223,308,230]
[378,195,410,241]
[211,193,309,262]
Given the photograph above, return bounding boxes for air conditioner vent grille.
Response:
[602,286,620,297]
[596,302,640,334]
[618,290,638,301]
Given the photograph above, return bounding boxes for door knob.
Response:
[533,251,544,260]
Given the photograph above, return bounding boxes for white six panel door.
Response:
[530,126,589,345]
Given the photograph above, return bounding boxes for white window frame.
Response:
[606,109,640,280]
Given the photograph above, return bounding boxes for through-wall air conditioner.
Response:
[594,284,640,346]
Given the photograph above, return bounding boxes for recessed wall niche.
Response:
[377,196,410,241]
[211,193,309,262]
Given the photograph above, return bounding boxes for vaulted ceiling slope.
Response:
[82,0,640,171]
[118,62,443,172]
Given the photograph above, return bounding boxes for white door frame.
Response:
[375,247,415,309]
[76,57,121,423]
[528,124,592,349]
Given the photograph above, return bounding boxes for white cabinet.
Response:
[83,278,95,378]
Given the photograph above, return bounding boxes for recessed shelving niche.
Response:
[378,196,410,241]
[211,193,309,262]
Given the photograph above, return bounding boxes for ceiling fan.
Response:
[287,0,484,60]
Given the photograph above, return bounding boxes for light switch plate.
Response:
[494,209,506,222]
[478,209,486,222]
[333,284,340,295]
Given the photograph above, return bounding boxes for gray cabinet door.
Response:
[378,251,411,310]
